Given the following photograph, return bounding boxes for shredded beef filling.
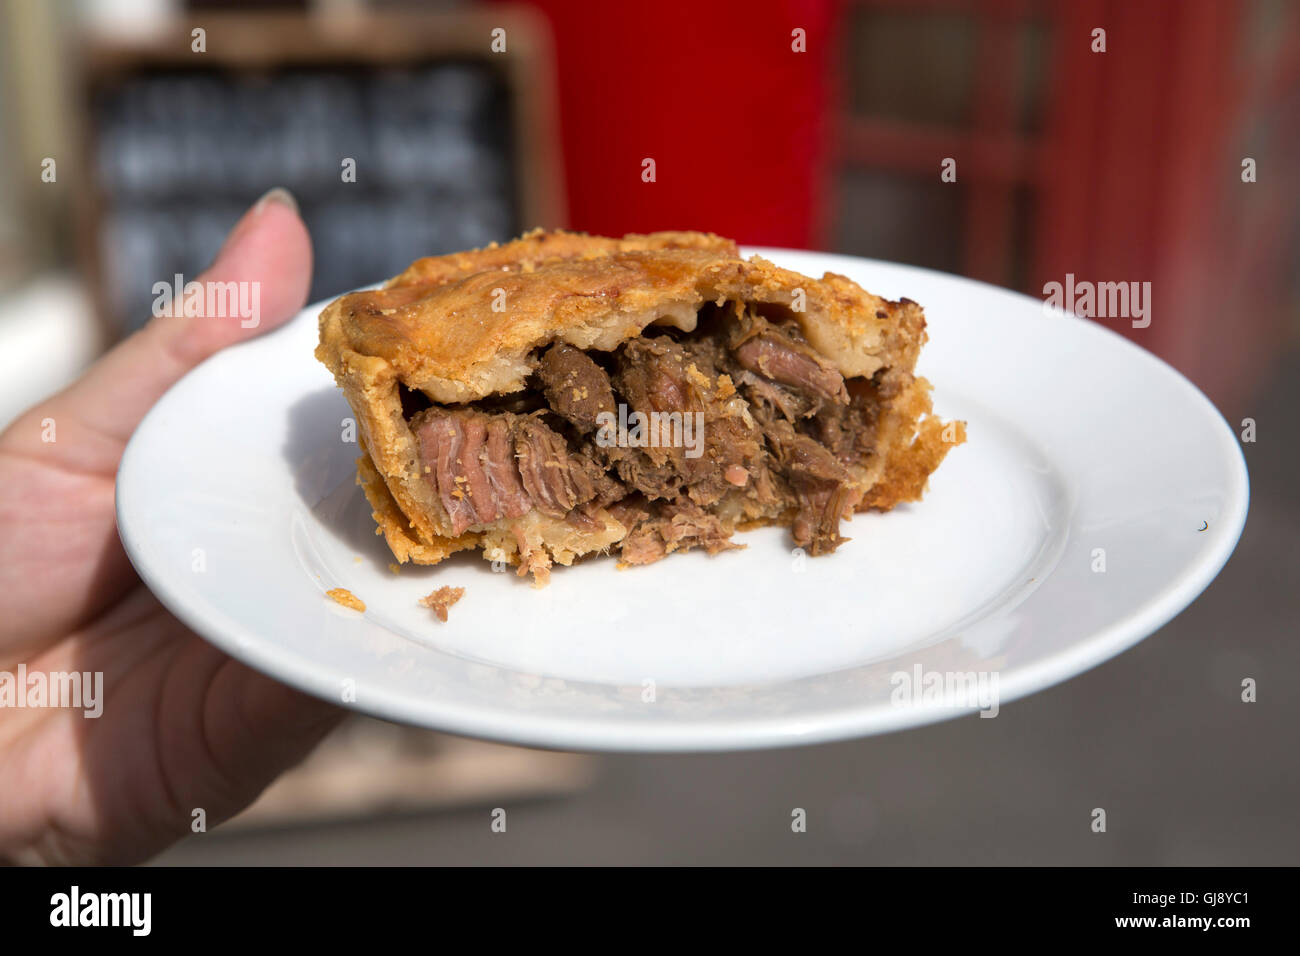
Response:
[408,309,892,560]
[602,336,762,507]
[411,408,614,536]
[615,496,741,566]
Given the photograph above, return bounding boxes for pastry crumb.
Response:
[388,562,401,574]
[326,587,365,612]
[419,585,465,622]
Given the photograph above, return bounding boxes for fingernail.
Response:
[212,187,299,263]
[253,186,299,217]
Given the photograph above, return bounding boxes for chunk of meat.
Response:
[605,444,682,501]
[733,368,814,422]
[611,337,762,506]
[789,476,856,555]
[732,331,848,407]
[754,409,863,555]
[480,415,533,520]
[618,500,741,566]
[616,338,694,415]
[413,410,480,535]
[536,343,616,432]
[513,416,608,518]
[413,408,613,533]
[812,376,884,466]
[455,413,498,526]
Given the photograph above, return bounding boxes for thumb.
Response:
[55,187,312,448]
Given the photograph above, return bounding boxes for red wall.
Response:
[524,0,836,247]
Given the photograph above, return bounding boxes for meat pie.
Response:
[316,230,965,584]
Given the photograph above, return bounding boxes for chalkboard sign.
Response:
[80,12,564,335]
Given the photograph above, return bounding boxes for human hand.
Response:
[0,189,344,864]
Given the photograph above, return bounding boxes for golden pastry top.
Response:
[316,229,926,404]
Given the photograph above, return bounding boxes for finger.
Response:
[54,187,313,447]
[193,657,346,821]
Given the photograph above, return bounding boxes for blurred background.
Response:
[1,0,1296,864]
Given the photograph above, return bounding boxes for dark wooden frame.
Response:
[75,7,565,339]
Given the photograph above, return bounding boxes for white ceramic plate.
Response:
[116,250,1248,751]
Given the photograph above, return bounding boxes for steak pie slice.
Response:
[316,230,965,585]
